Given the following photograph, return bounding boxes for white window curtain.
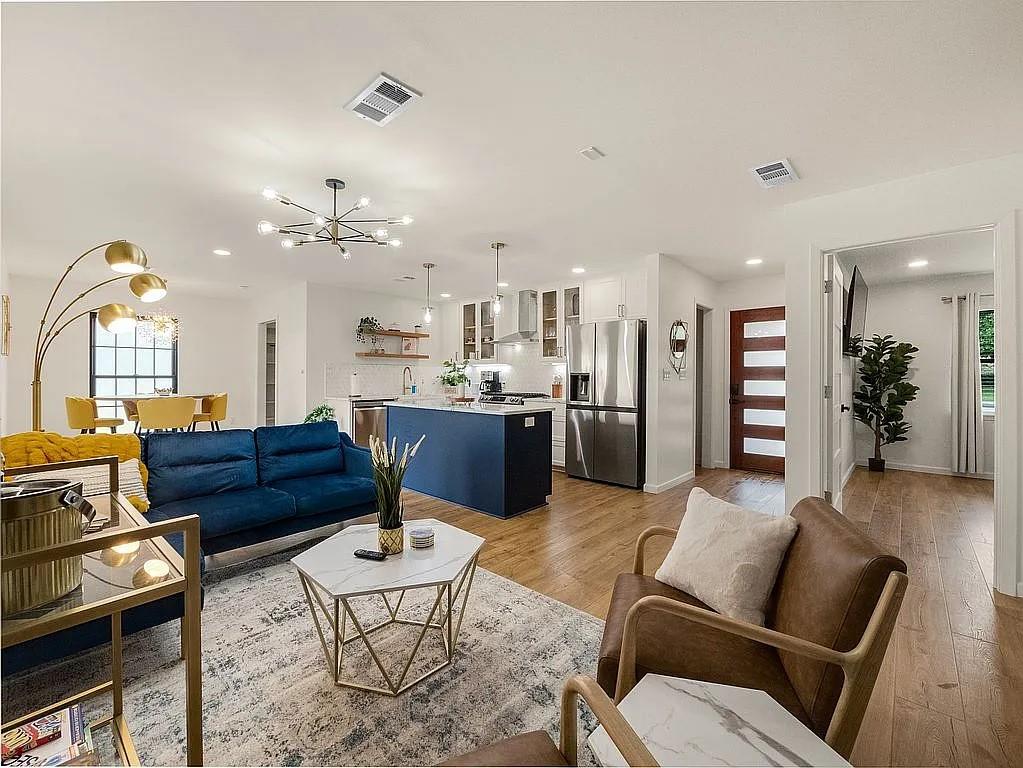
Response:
[950,292,984,473]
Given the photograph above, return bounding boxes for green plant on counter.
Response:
[356,316,383,345]
[438,358,470,387]
[369,434,426,530]
[303,403,336,424]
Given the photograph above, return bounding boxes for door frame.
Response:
[813,215,1020,596]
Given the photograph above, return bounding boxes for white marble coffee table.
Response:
[587,674,850,767]
[291,519,484,696]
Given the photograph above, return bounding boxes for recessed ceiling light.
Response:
[572,267,586,274]
[745,258,763,266]
[213,249,231,257]
[908,259,928,268]
[439,292,451,298]
[579,146,605,161]
[497,281,509,288]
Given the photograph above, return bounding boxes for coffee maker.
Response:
[479,370,503,394]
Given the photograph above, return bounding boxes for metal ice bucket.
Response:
[1,479,97,617]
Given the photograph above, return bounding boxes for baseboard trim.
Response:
[842,461,856,489]
[644,470,695,494]
[204,521,346,571]
[854,460,993,480]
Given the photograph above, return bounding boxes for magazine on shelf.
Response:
[0,706,92,767]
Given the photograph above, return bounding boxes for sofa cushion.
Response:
[598,572,812,731]
[255,421,343,484]
[269,473,376,517]
[147,486,295,540]
[146,430,258,506]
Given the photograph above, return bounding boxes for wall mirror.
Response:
[669,319,689,375]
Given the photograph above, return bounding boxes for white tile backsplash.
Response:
[466,343,566,397]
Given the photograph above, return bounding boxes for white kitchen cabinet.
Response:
[552,402,566,467]
[460,298,501,362]
[539,282,582,360]
[583,269,648,322]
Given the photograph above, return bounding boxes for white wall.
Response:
[764,151,1022,594]
[5,274,255,434]
[245,281,308,427]
[849,272,995,477]
[0,254,11,434]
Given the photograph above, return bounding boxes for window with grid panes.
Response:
[90,312,178,427]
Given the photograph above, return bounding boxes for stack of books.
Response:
[2,705,96,766]
[409,526,435,549]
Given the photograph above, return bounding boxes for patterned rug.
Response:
[3,548,604,766]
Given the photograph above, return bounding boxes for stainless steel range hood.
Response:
[495,290,539,344]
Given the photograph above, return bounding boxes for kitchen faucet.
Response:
[402,366,415,395]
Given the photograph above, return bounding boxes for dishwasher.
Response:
[350,398,395,447]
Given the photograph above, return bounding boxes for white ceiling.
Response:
[3,1,1022,300]
[837,229,994,285]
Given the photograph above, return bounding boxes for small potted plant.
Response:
[304,403,336,424]
[356,316,383,351]
[438,358,470,399]
[853,334,920,471]
[369,434,426,554]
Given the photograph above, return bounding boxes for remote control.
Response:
[354,549,387,561]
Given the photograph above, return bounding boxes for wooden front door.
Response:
[729,307,785,474]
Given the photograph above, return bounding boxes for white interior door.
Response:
[825,254,845,512]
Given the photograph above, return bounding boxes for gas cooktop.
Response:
[478,392,551,405]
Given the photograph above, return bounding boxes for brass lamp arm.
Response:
[32,241,119,365]
[37,306,104,368]
[34,274,135,367]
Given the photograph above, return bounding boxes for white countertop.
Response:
[588,674,849,767]
[388,400,557,415]
[291,520,484,598]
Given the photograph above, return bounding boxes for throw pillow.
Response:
[17,458,148,503]
[655,487,798,626]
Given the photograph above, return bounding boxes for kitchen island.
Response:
[387,401,554,519]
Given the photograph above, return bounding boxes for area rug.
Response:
[3,548,604,766]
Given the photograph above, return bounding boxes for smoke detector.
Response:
[345,73,422,126]
[751,158,799,188]
[391,275,417,282]
[579,146,606,161]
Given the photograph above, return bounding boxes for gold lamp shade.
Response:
[105,241,148,274]
[129,273,168,303]
[97,303,137,334]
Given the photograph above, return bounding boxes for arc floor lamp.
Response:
[31,240,168,431]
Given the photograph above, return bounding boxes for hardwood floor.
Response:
[391,465,1022,767]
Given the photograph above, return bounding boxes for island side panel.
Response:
[387,406,507,518]
[503,411,553,516]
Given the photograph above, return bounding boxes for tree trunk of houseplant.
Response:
[868,422,886,472]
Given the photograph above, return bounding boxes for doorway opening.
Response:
[729,306,786,474]
[257,320,277,426]
[694,305,713,469]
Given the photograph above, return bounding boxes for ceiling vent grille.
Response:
[345,73,422,126]
[751,158,799,188]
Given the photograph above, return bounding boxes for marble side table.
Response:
[587,674,850,767]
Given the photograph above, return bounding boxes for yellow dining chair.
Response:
[190,393,228,431]
[66,396,123,434]
[122,399,141,434]
[137,397,196,433]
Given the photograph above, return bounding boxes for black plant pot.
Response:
[868,458,886,472]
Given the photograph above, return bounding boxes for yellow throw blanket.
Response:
[1,431,150,512]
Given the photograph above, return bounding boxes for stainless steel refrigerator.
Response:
[566,319,646,488]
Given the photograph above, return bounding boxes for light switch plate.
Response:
[525,416,535,427]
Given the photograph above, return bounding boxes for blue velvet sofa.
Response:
[3,422,374,675]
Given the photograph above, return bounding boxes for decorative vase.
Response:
[456,382,466,399]
[378,525,404,554]
[868,458,886,472]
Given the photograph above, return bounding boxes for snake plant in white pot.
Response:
[369,434,426,554]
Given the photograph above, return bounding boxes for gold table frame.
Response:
[2,457,203,766]
[298,551,479,696]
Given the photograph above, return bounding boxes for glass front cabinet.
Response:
[539,283,582,360]
[462,300,498,361]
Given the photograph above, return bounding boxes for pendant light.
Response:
[422,262,436,324]
[491,241,506,315]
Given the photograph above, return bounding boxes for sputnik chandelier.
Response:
[257,178,413,259]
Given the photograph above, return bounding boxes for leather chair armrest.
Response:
[632,526,678,574]
[339,432,374,479]
[560,674,657,767]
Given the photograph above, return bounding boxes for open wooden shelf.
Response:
[373,329,431,339]
[355,352,430,360]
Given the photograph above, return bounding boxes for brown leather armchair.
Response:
[441,675,657,767]
[599,496,907,761]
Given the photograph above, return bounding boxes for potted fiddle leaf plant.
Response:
[369,433,426,554]
[438,358,470,399]
[852,334,920,472]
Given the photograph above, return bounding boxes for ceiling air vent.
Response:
[345,73,422,126]
[751,158,799,189]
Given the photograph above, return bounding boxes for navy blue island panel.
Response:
[387,404,553,519]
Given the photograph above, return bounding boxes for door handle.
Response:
[729,397,745,405]
[841,404,851,412]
